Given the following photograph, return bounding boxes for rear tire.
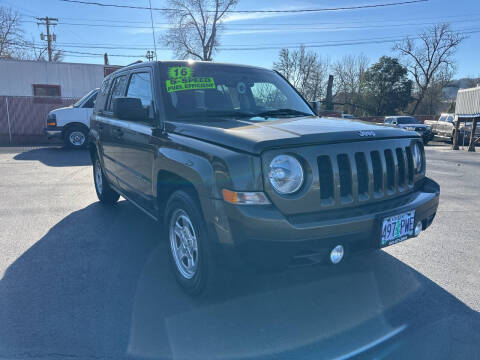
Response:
[164,190,219,296]
[93,155,119,205]
[65,125,88,149]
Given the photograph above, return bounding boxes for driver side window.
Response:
[126,72,154,120]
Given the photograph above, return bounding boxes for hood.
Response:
[49,106,73,114]
[167,116,419,154]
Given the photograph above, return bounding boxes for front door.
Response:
[111,70,157,212]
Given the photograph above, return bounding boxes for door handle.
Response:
[113,128,124,137]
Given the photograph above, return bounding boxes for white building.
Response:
[0,58,119,98]
[0,59,120,144]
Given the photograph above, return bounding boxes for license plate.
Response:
[381,210,415,247]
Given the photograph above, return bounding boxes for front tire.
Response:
[65,125,88,149]
[165,190,218,296]
[93,156,119,205]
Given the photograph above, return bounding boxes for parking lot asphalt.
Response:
[0,143,479,360]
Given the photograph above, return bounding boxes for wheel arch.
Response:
[156,170,200,218]
[62,122,89,138]
[87,141,97,163]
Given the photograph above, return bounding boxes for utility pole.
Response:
[325,75,334,111]
[36,16,58,62]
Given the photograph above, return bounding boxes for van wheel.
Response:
[165,190,218,296]
[93,156,119,205]
[65,125,88,148]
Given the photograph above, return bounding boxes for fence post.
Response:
[5,97,12,145]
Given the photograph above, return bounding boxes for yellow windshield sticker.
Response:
[166,66,216,93]
[166,77,216,92]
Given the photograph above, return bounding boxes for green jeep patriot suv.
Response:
[88,60,440,295]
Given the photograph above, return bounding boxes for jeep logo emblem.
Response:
[358,130,376,137]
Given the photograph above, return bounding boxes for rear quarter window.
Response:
[94,77,112,113]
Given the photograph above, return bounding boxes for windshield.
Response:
[162,62,314,121]
[73,89,96,107]
[397,116,420,124]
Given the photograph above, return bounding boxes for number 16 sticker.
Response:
[168,66,192,79]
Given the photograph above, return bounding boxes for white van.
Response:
[44,88,98,148]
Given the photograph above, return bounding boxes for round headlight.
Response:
[413,142,423,173]
[268,155,304,194]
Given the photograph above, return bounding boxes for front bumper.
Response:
[43,126,63,139]
[212,177,439,269]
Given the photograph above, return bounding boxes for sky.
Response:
[2,0,480,79]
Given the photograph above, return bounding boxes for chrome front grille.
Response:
[317,145,415,208]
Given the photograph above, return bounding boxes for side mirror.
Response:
[112,97,148,121]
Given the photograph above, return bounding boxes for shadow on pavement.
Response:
[13,147,91,167]
[0,201,479,359]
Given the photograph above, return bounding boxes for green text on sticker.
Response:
[166,77,216,93]
[168,66,192,79]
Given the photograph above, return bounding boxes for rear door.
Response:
[98,73,129,180]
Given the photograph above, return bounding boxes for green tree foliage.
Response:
[362,56,412,116]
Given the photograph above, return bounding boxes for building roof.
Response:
[455,86,480,117]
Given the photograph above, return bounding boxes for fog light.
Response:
[414,221,423,236]
[330,245,344,264]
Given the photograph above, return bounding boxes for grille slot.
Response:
[395,148,406,188]
[317,155,334,201]
[384,149,395,192]
[337,154,353,201]
[355,152,369,198]
[370,151,383,193]
[405,146,414,184]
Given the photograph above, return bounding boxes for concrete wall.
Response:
[0,59,106,98]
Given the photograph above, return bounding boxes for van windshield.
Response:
[397,116,420,124]
[73,89,97,107]
[162,62,314,121]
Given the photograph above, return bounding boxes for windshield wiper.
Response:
[255,108,313,118]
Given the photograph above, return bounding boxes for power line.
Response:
[58,0,429,13]
[27,12,480,27]
[7,27,478,56]
[23,17,480,32]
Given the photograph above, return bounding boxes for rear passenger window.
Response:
[439,116,446,122]
[106,75,127,112]
[447,116,454,123]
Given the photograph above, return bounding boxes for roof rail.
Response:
[126,60,143,66]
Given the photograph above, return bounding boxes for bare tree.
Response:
[162,0,237,61]
[332,54,369,114]
[0,6,24,58]
[394,23,466,115]
[273,45,329,101]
